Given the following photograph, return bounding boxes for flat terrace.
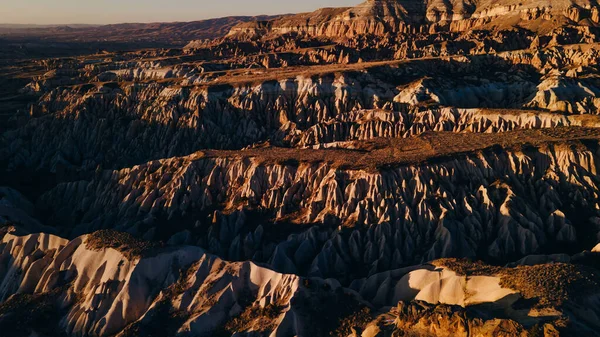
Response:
[93,42,600,89]
[12,39,600,94]
[188,127,600,171]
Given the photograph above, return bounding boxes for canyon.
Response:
[3,0,600,336]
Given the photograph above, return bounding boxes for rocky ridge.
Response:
[227,0,600,38]
[34,129,600,282]
[1,228,599,337]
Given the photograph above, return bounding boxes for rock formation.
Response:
[1,228,599,337]
[226,0,600,38]
[2,0,600,335]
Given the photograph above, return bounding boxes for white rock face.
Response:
[0,231,302,336]
[0,230,559,337]
[348,264,516,308]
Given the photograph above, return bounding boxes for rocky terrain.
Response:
[3,0,600,336]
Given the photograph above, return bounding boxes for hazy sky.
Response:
[1,0,361,25]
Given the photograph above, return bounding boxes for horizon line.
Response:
[0,14,288,28]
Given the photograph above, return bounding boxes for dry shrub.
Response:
[85,229,162,259]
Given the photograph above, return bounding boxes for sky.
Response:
[0,0,361,25]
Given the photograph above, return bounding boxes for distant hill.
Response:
[0,15,282,46]
[227,0,600,38]
[0,24,99,29]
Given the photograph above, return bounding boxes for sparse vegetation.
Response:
[499,263,600,307]
[85,229,163,259]
[393,300,533,336]
[333,307,374,337]
[434,258,502,276]
[436,259,600,308]
[224,303,286,333]
[198,128,600,172]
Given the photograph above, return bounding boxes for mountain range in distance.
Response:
[0,15,283,44]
